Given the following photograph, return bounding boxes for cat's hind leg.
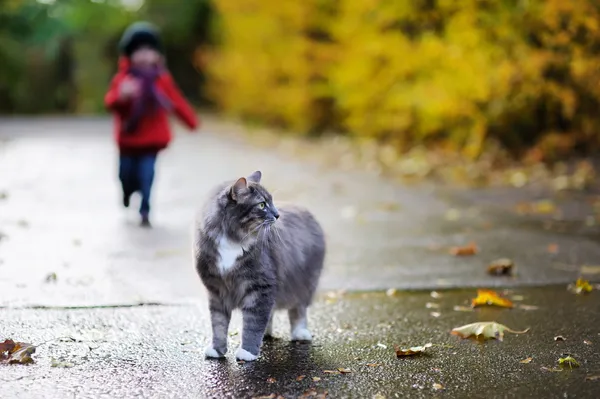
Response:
[264,313,275,339]
[289,306,312,342]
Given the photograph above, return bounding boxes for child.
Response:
[105,21,198,227]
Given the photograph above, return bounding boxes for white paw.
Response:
[235,347,258,361]
[204,346,225,359]
[291,328,313,342]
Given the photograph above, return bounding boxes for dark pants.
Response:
[119,153,157,216]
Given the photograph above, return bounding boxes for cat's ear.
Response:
[247,171,262,184]
[230,177,248,201]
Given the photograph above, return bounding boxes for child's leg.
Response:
[118,155,136,207]
[137,153,157,220]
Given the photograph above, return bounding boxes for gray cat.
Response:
[194,171,325,361]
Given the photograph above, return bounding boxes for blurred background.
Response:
[2,0,600,166]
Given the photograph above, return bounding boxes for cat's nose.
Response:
[273,211,280,220]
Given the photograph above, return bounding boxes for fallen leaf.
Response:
[511,295,525,301]
[569,278,593,294]
[266,377,276,383]
[323,370,340,374]
[337,368,352,374]
[554,336,566,341]
[529,200,557,214]
[395,343,432,357]
[430,291,442,299]
[0,339,36,364]
[453,305,474,312]
[487,258,514,276]
[366,363,380,367]
[585,375,600,381]
[430,312,441,318]
[520,357,533,364]
[581,265,600,275]
[296,375,306,381]
[449,242,478,256]
[518,304,539,311]
[558,355,580,369]
[451,322,529,341]
[376,343,387,349]
[471,289,514,308]
[425,302,440,309]
[547,244,559,254]
[252,395,276,399]
[432,383,444,391]
[386,288,397,297]
[373,394,386,399]
[584,340,592,345]
[50,358,74,368]
[312,377,321,382]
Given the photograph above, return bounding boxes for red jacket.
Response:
[105,57,199,152]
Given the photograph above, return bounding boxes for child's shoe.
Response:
[123,192,131,208]
[140,214,152,228]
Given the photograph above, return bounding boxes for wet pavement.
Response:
[1,287,599,399]
[1,117,600,398]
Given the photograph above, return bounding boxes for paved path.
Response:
[1,117,598,308]
[1,117,600,399]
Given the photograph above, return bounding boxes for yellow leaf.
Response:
[471,289,514,308]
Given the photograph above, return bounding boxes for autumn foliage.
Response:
[205,0,600,158]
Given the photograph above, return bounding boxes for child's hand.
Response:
[118,77,140,99]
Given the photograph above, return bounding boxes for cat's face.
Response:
[222,171,279,239]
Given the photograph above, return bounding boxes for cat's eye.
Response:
[257,202,266,210]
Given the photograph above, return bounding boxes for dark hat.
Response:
[118,21,163,57]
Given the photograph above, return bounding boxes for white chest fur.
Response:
[216,236,246,275]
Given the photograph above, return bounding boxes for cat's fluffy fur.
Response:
[194,171,325,361]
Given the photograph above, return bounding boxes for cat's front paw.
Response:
[204,346,226,359]
[291,328,313,342]
[235,347,259,361]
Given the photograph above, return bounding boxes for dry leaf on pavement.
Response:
[585,375,600,381]
[520,357,533,364]
[432,383,444,391]
[547,243,559,254]
[266,377,276,383]
[312,377,321,382]
[569,278,593,294]
[0,339,36,365]
[323,370,340,375]
[471,289,514,308]
[296,375,306,381]
[487,258,514,276]
[337,368,352,374]
[554,336,566,341]
[451,322,529,341]
[558,355,580,369]
[449,242,478,256]
[395,343,433,357]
